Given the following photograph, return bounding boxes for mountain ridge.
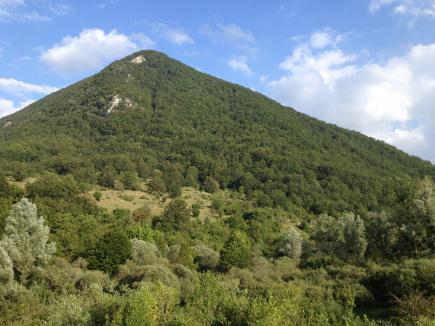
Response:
[0,50,434,215]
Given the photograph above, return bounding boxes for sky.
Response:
[1,0,435,162]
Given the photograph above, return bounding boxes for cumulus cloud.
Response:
[0,78,58,95]
[309,29,343,49]
[40,28,155,75]
[164,29,194,45]
[370,0,435,21]
[0,77,56,117]
[0,98,34,117]
[268,30,435,162]
[228,56,252,75]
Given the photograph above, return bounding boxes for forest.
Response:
[0,51,433,325]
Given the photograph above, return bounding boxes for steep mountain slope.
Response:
[0,50,434,214]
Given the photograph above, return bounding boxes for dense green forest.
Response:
[0,51,434,325]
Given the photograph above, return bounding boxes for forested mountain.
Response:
[0,51,433,324]
[1,50,434,214]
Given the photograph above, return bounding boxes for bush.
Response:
[131,239,160,266]
[193,244,219,272]
[191,203,200,217]
[132,204,151,222]
[203,176,219,193]
[87,229,132,275]
[112,281,178,326]
[93,191,102,201]
[27,174,79,199]
[274,228,303,262]
[120,172,141,191]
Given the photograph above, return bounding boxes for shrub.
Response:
[193,244,219,272]
[203,176,219,193]
[274,228,303,262]
[27,174,79,199]
[93,191,102,201]
[131,239,160,266]
[191,203,201,218]
[112,281,178,326]
[87,229,132,275]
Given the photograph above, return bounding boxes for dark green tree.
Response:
[87,229,132,275]
[159,199,190,231]
[203,176,219,193]
[219,231,251,271]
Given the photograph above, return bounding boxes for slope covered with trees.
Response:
[1,50,434,215]
[0,51,433,324]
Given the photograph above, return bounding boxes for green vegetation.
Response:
[0,51,433,324]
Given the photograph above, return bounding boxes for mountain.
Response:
[0,50,434,215]
[1,51,434,324]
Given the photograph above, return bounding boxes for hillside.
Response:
[0,51,434,324]
[1,50,434,215]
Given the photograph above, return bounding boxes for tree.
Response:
[159,199,190,231]
[311,213,367,261]
[112,282,178,326]
[98,165,116,188]
[203,176,219,193]
[0,246,13,287]
[219,231,251,271]
[148,170,167,194]
[184,166,198,187]
[27,174,79,199]
[165,169,184,198]
[87,229,132,275]
[121,171,141,190]
[0,198,55,283]
[131,239,160,266]
[274,228,302,262]
[194,244,219,272]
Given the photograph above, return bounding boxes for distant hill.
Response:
[1,50,434,215]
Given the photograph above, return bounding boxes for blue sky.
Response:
[1,0,435,162]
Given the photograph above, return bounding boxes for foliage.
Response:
[87,229,132,275]
[311,213,367,261]
[112,281,178,326]
[157,199,190,231]
[0,198,55,283]
[274,228,303,262]
[0,51,433,324]
[219,231,251,271]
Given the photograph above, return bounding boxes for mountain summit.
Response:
[0,50,434,213]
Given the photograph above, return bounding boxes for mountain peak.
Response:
[0,52,433,215]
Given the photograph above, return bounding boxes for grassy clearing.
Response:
[89,186,216,220]
[7,177,38,190]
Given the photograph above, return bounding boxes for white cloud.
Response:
[309,29,343,49]
[146,22,193,46]
[0,0,50,22]
[268,30,435,162]
[228,56,252,75]
[0,98,34,117]
[369,0,396,13]
[164,29,194,45]
[370,0,435,20]
[40,28,154,75]
[0,78,58,95]
[200,23,256,52]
